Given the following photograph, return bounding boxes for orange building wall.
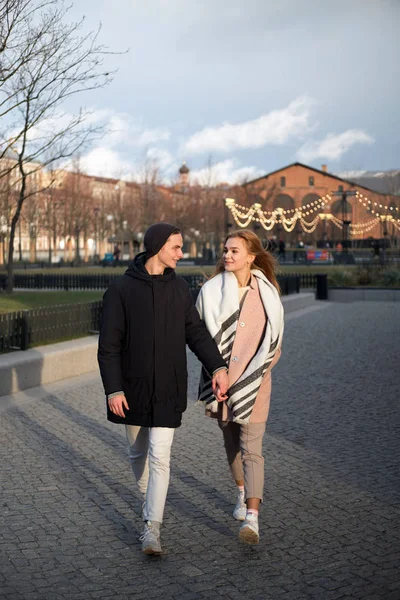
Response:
[245,163,397,242]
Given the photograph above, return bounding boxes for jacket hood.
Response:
[124,252,176,282]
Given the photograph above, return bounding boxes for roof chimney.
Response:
[321,164,328,173]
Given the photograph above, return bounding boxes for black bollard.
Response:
[315,274,328,300]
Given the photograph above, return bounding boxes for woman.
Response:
[196,230,284,545]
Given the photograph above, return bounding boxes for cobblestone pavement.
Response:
[1,302,400,600]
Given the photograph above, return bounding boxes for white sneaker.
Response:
[233,493,246,521]
[140,521,162,555]
[239,515,259,544]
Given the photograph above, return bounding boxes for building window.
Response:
[309,176,314,186]
[338,185,343,192]
[280,176,286,187]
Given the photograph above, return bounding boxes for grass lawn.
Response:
[0,291,103,313]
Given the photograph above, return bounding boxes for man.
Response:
[113,244,121,266]
[98,223,228,555]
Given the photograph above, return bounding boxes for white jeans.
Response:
[125,425,175,523]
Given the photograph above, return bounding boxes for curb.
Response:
[329,288,400,302]
[0,336,98,397]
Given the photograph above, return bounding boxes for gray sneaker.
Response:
[140,521,162,555]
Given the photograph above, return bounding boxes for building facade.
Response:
[1,157,399,264]
[241,163,399,246]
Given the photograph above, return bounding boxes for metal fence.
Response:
[0,274,302,352]
[0,302,102,353]
[0,273,209,291]
[298,273,318,288]
[0,272,303,291]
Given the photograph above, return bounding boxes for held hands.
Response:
[108,394,129,418]
[108,372,229,415]
[212,369,229,402]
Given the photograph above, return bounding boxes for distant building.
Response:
[178,162,190,187]
[242,162,399,245]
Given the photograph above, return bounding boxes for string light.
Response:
[225,194,400,236]
[355,191,399,214]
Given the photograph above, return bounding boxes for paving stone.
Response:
[1,301,399,599]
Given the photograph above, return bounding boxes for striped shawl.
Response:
[196,270,284,424]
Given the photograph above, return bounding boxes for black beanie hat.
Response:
[144,222,180,258]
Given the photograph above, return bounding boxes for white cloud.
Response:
[137,128,170,146]
[79,147,133,179]
[131,147,178,182]
[6,111,81,153]
[183,96,315,154]
[25,107,170,148]
[190,159,264,185]
[297,130,374,162]
[145,147,175,171]
[95,110,170,149]
[52,109,173,179]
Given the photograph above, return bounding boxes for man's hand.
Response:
[212,369,229,402]
[108,394,129,418]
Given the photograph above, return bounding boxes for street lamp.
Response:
[331,189,356,255]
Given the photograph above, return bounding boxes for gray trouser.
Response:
[218,420,266,501]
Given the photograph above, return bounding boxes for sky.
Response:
[61,0,399,184]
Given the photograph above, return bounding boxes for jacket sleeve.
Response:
[184,285,226,376]
[97,284,126,396]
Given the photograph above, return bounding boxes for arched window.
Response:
[301,193,321,212]
[247,193,263,205]
[273,194,295,212]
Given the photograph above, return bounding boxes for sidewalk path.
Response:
[1,302,399,600]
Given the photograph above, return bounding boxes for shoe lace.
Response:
[139,523,156,542]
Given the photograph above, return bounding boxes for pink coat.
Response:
[207,274,281,423]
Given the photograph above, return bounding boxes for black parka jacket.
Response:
[98,253,226,428]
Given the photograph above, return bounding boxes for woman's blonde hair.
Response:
[215,229,280,293]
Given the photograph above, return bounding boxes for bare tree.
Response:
[1,1,56,86]
[62,160,93,263]
[0,0,119,291]
[137,157,167,230]
[40,167,65,263]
